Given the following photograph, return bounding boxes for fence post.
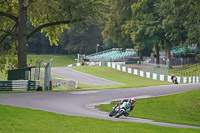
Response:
[34,59,43,80]
[44,58,54,91]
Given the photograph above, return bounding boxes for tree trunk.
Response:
[166,40,171,59]
[79,46,83,54]
[18,0,27,68]
[138,50,143,63]
[155,44,160,64]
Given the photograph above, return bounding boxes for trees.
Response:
[0,0,106,70]
[105,0,200,64]
[1,0,199,71]
[125,0,165,63]
[59,19,103,55]
[155,0,200,54]
[27,32,56,54]
[103,0,166,63]
[102,0,133,48]
[155,0,188,59]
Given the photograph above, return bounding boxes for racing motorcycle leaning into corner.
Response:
[171,74,178,84]
[109,97,136,118]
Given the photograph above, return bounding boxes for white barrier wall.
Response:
[160,75,164,81]
[128,68,132,74]
[183,77,187,83]
[105,62,200,83]
[108,62,111,67]
[68,62,200,83]
[153,73,157,80]
[177,77,181,83]
[168,76,171,82]
[117,65,121,70]
[140,71,144,77]
[122,66,126,72]
[134,69,138,75]
[146,72,150,78]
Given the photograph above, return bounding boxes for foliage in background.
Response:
[27,32,61,54]
[102,0,133,48]
[59,19,103,55]
[126,0,166,63]
[103,0,200,61]
[0,0,107,69]
[154,0,200,55]
[1,0,200,72]
[196,54,200,63]
[156,0,200,45]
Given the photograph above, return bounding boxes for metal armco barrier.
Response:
[0,80,40,91]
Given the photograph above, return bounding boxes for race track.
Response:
[1,83,200,129]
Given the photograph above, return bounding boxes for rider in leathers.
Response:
[114,97,136,117]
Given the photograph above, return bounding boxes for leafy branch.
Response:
[27,19,81,39]
[0,11,18,22]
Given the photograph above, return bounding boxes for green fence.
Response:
[7,67,34,80]
[0,80,40,91]
[0,81,12,91]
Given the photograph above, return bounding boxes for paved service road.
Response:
[1,84,200,129]
[51,67,123,86]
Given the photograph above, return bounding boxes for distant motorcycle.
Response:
[109,102,130,118]
[172,76,178,84]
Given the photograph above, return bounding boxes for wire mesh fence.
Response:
[141,62,169,75]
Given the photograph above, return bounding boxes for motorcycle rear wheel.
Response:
[115,111,124,118]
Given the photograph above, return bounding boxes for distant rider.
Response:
[171,74,178,84]
[114,97,136,116]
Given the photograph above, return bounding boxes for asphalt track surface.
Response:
[51,67,123,86]
[1,83,200,129]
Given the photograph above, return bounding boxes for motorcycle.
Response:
[172,77,178,84]
[109,102,130,118]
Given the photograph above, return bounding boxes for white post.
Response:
[96,44,99,54]
[77,54,80,63]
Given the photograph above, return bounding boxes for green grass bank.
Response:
[73,66,171,89]
[28,54,76,67]
[0,105,199,133]
[96,89,200,127]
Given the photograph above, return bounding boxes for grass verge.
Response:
[96,89,200,127]
[72,66,171,89]
[27,54,76,67]
[168,64,200,77]
[0,105,199,133]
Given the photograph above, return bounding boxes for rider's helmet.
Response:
[129,97,136,106]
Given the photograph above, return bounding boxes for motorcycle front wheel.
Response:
[109,110,116,117]
[109,112,113,117]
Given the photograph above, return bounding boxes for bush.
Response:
[195,54,200,62]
